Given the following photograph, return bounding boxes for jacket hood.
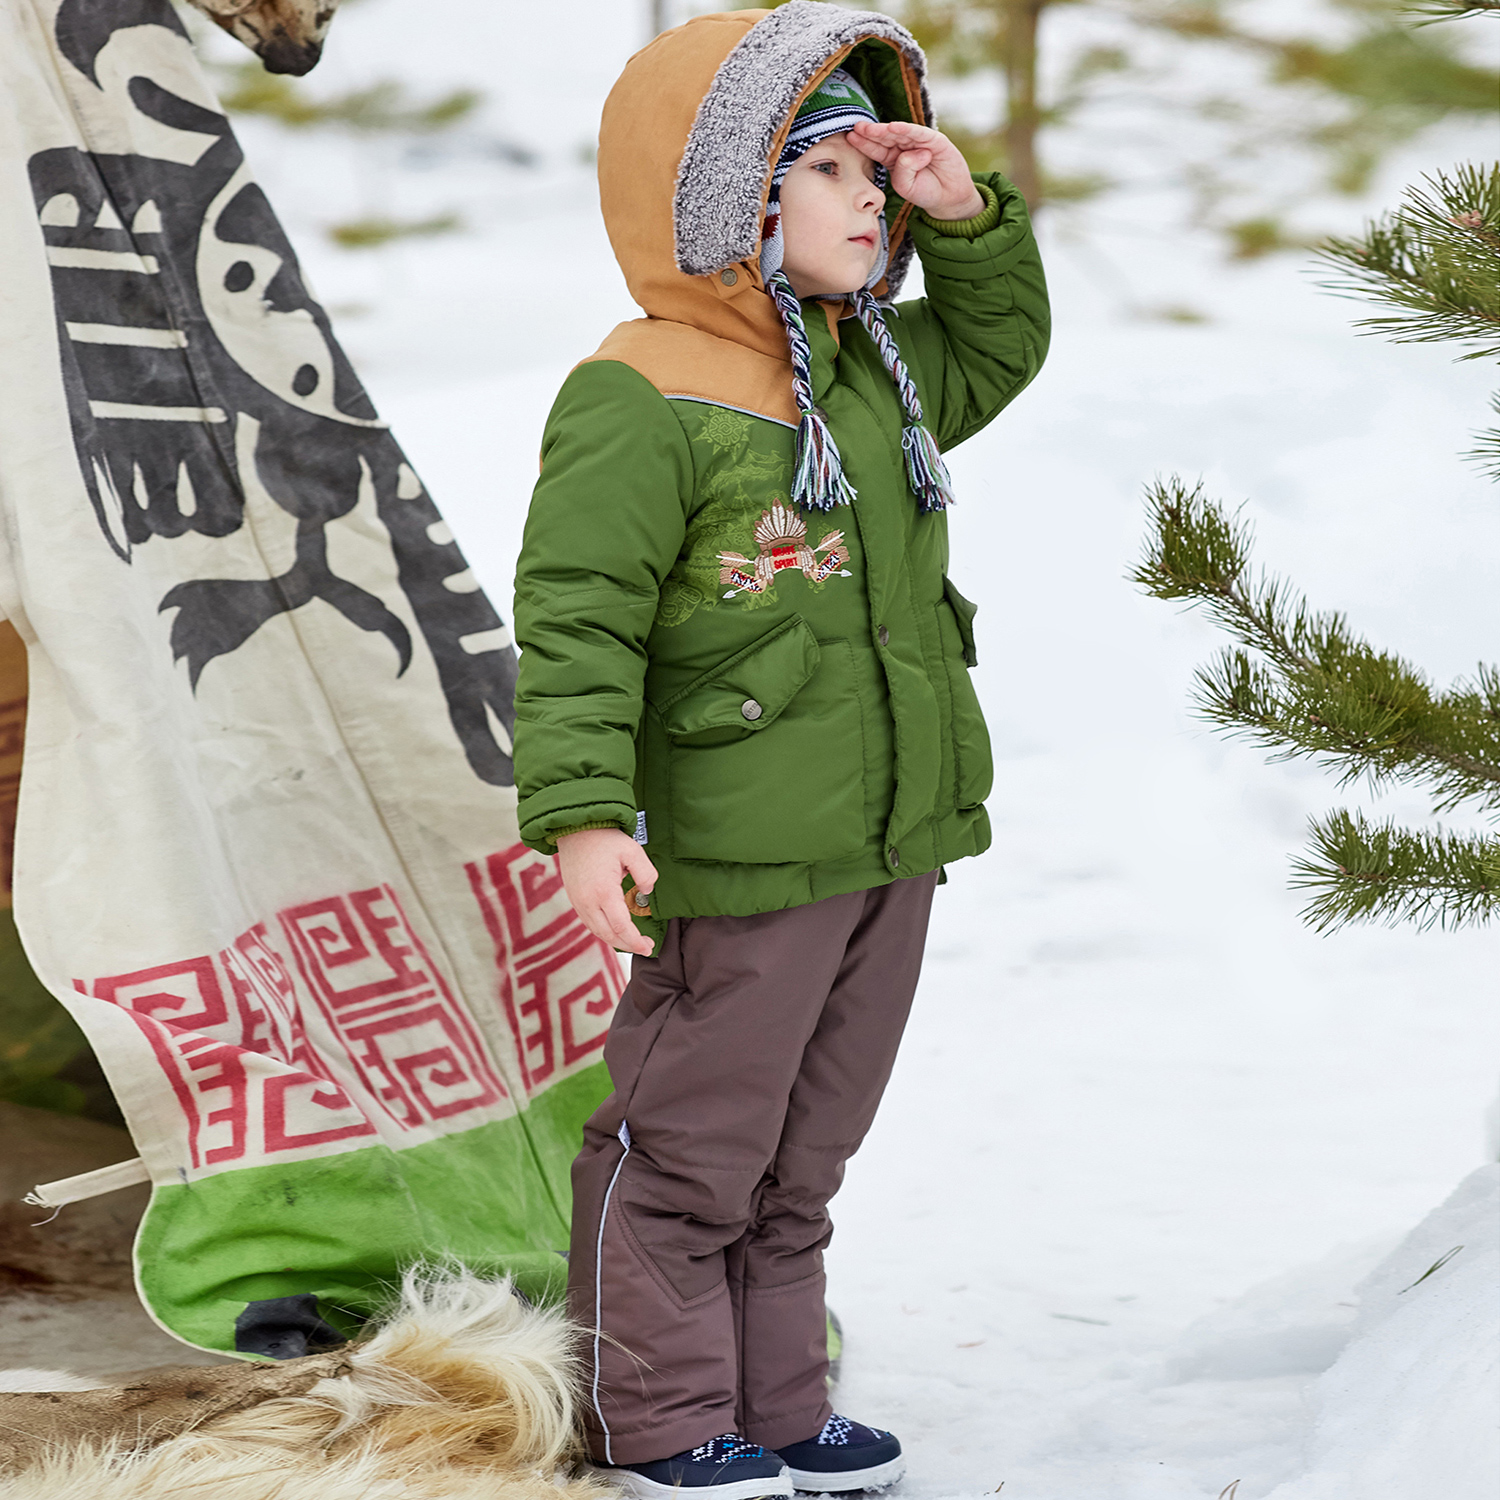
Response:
[595,4,931,386]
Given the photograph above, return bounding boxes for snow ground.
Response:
[208,3,1500,1495]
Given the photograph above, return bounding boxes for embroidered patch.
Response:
[718,503,852,598]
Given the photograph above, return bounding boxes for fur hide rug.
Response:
[0,1271,613,1500]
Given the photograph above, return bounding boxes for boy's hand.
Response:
[848,120,984,223]
[556,827,658,958]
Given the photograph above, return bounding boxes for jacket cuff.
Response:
[548,821,620,846]
[908,171,1036,278]
[517,778,637,854]
[919,181,1001,239]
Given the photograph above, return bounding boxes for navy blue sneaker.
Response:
[612,1433,794,1500]
[774,1415,904,1493]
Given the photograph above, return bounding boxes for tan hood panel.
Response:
[587,3,931,427]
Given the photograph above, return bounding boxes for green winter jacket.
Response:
[512,11,1049,936]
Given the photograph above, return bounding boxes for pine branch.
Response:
[1471,393,1500,481]
[1133,478,1500,812]
[326,213,462,249]
[217,63,482,133]
[1292,809,1500,930]
[1318,164,1500,361]
[1406,0,1500,22]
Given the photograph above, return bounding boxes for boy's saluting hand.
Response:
[847,120,985,223]
[556,827,657,957]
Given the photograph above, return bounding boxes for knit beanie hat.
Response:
[759,69,887,288]
[759,68,955,515]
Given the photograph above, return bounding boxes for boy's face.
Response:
[776,132,886,299]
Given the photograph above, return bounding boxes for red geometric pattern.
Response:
[80,850,622,1172]
[84,928,376,1169]
[279,884,506,1129]
[465,845,624,1094]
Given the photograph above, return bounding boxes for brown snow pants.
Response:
[567,874,939,1465]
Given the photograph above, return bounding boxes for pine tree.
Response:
[1134,65,1500,933]
[896,0,1495,250]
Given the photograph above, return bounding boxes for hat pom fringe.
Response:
[792,407,857,513]
[902,421,955,512]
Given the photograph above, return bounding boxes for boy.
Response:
[512,5,1048,1496]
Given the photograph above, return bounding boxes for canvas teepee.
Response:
[0,0,622,1358]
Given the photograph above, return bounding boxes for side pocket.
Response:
[657,615,820,743]
[936,580,993,811]
[943,577,979,668]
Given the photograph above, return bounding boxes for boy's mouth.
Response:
[849,232,877,249]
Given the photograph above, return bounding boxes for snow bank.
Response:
[1265,1166,1500,1500]
[1165,1237,1391,1385]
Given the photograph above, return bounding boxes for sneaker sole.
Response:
[605,1465,795,1500]
[788,1455,906,1493]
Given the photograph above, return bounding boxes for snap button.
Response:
[877,625,890,646]
[887,846,900,867]
[741,698,763,721]
[720,268,738,286]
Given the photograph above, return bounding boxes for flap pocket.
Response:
[657,616,821,740]
[942,577,979,668]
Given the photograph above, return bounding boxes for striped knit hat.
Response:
[759,68,955,515]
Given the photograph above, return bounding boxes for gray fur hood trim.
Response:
[673,1,932,289]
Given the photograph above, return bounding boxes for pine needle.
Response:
[1397,1245,1465,1291]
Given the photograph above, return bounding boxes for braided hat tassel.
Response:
[767,271,857,512]
[853,290,956,513]
[901,421,954,515]
[755,67,954,516]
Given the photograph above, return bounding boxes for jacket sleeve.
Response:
[891,170,1051,451]
[512,359,693,853]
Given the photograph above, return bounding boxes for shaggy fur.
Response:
[0,1271,612,1500]
[0,1355,351,1467]
[673,0,933,294]
[0,1374,104,1394]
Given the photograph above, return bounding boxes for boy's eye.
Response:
[813,161,837,176]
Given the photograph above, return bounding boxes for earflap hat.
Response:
[756,70,956,516]
[592,4,956,494]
